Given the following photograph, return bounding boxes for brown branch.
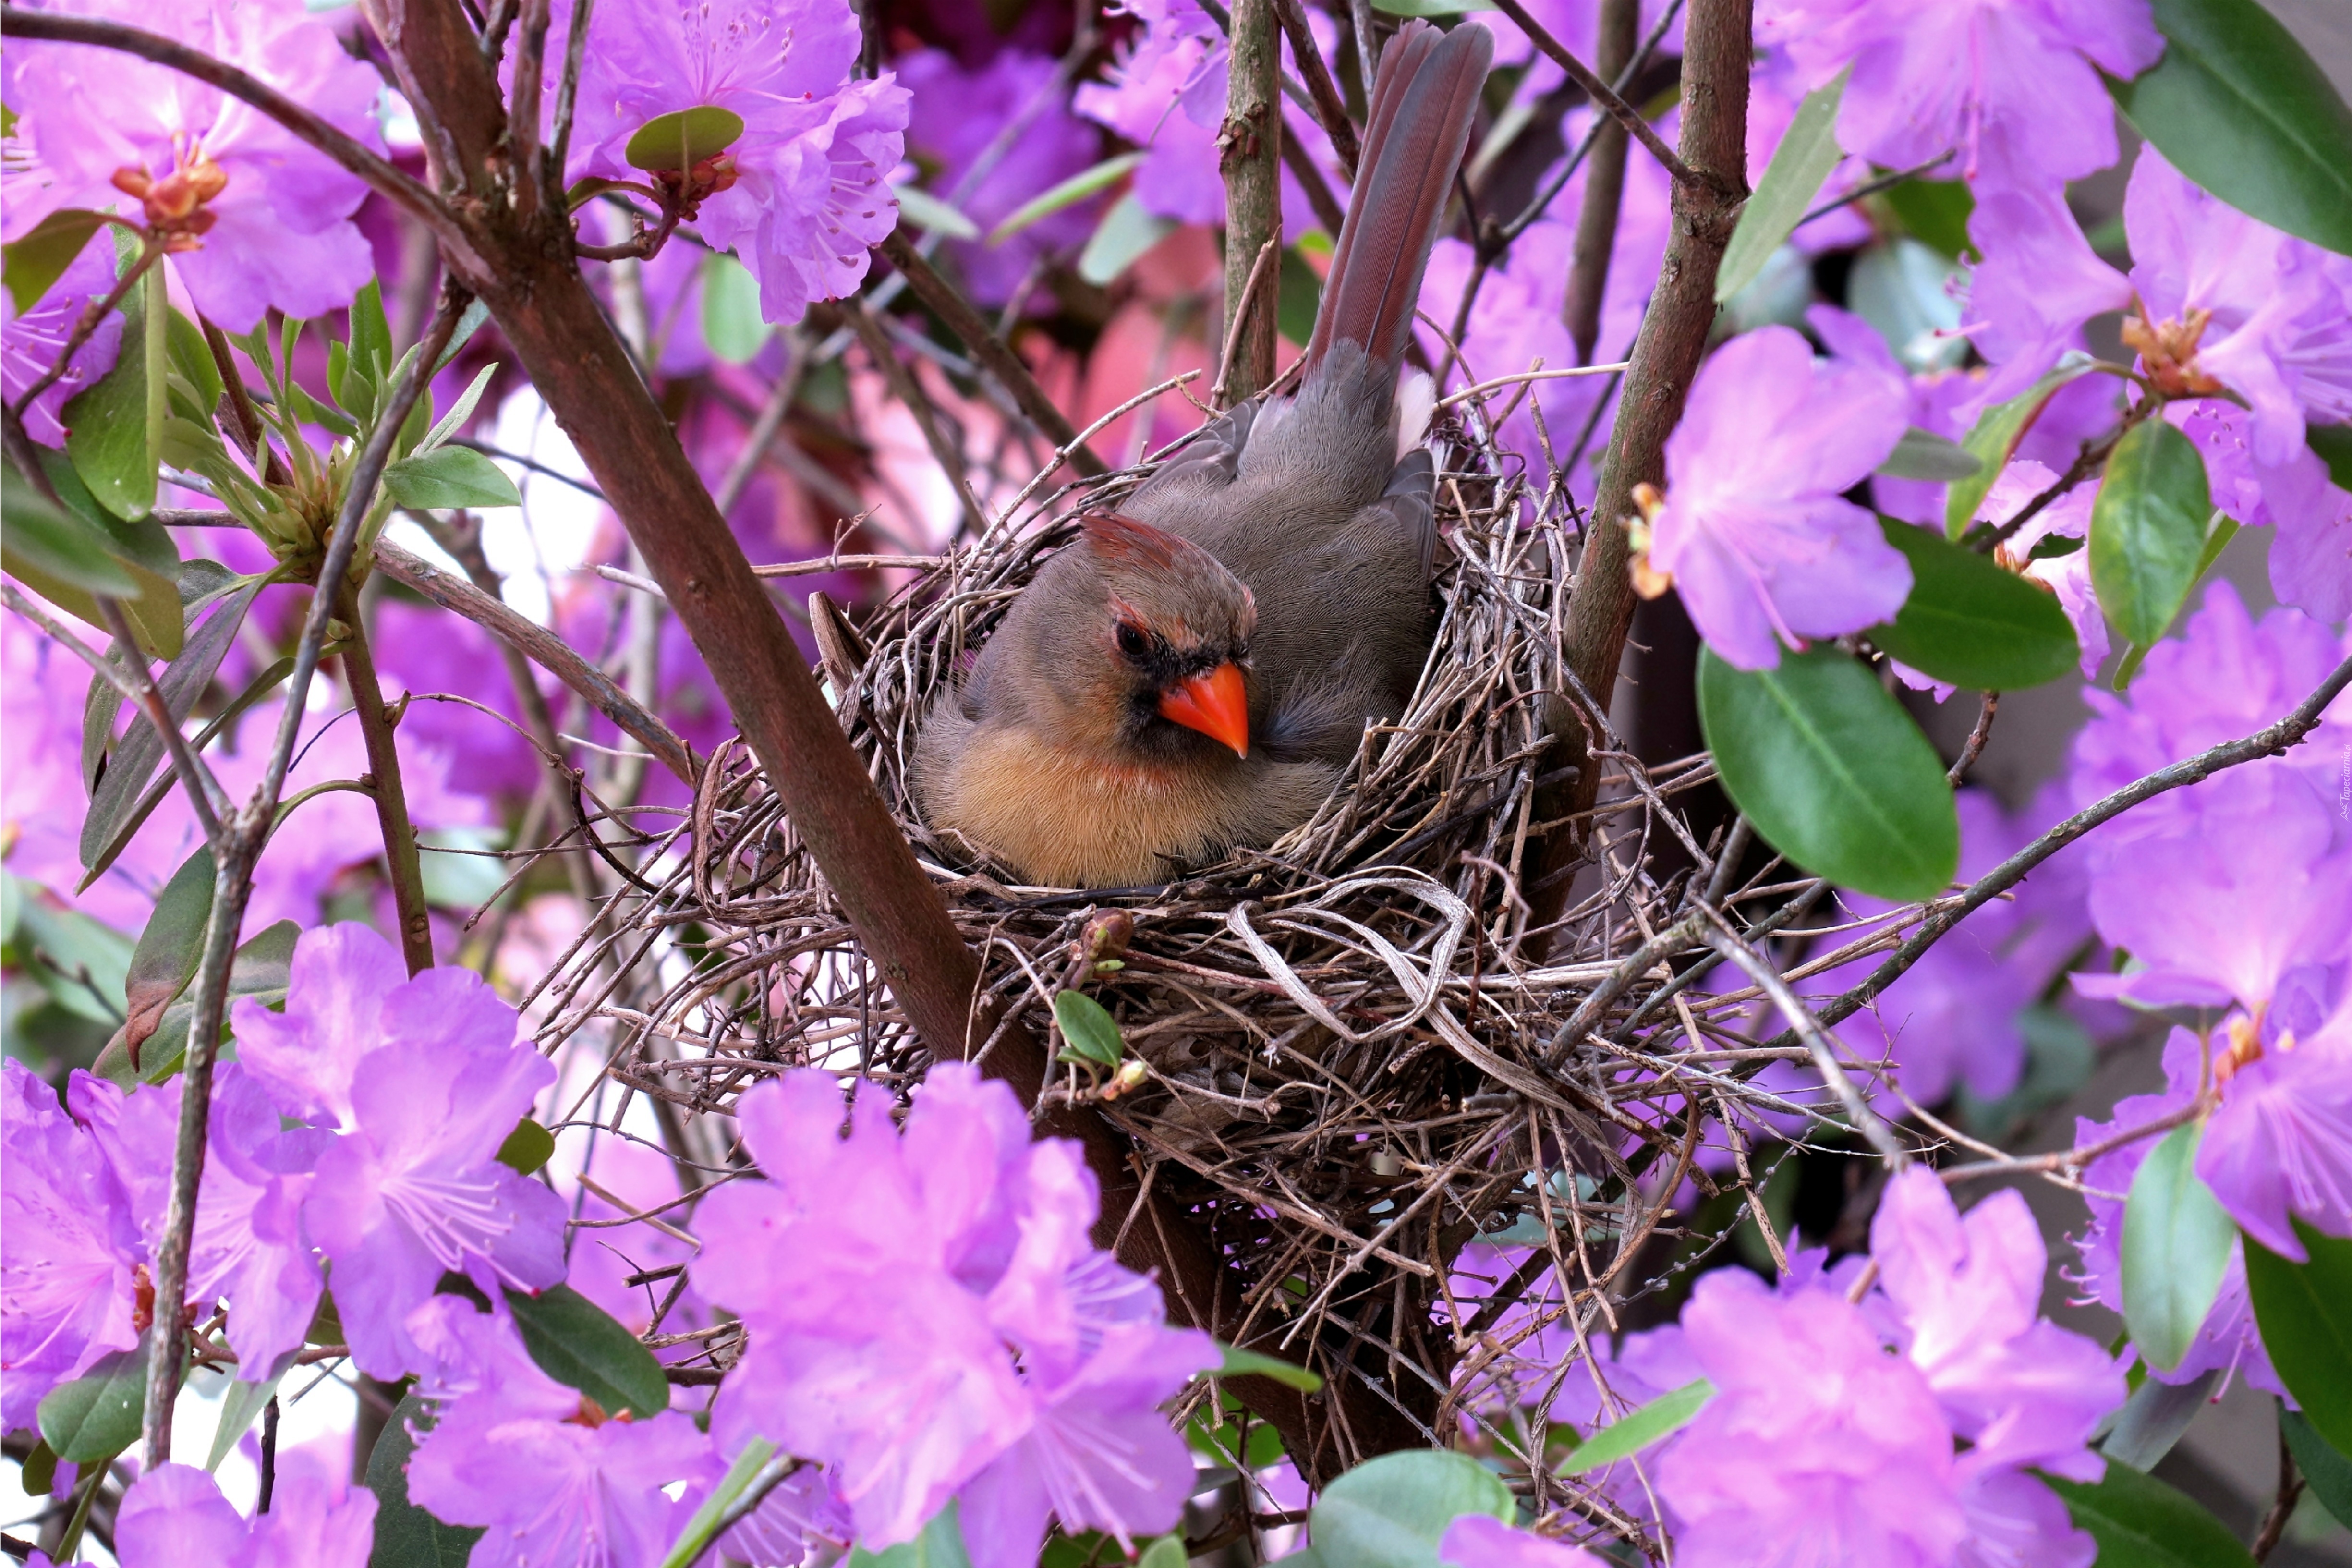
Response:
[876,228,1108,479]
[845,301,991,538]
[1525,0,1751,936]
[339,585,437,975]
[1280,114,1349,237]
[373,539,695,783]
[1481,0,1708,191]
[1560,0,1637,364]
[1269,0,1359,179]
[1220,0,1284,404]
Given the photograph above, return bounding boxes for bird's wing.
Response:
[1362,446,1439,587]
[1128,399,1257,507]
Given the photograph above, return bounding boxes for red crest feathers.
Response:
[1079,511,1213,574]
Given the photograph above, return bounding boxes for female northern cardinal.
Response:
[914,21,1495,888]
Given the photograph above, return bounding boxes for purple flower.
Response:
[555,0,910,326]
[230,924,566,1379]
[5,0,382,331]
[2071,1030,2287,1397]
[899,48,1104,309]
[1656,1267,1967,1568]
[1756,0,2159,197]
[0,1060,141,1429]
[114,1459,376,1568]
[1439,1513,1611,1568]
[400,1295,717,1564]
[2172,399,2352,624]
[1637,325,1912,670]
[1975,460,2107,678]
[716,1466,854,1568]
[1962,183,2131,405]
[0,232,124,446]
[696,1064,1207,1554]
[2197,1001,2352,1262]
[72,1064,325,1379]
[1810,304,1975,526]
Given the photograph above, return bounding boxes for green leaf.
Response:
[1135,1537,1188,1568]
[1309,1450,1511,1568]
[1211,1341,1324,1392]
[894,185,981,242]
[2243,1222,2352,1459]
[348,277,394,389]
[1943,355,2102,538]
[1053,989,1124,1067]
[1079,193,1178,287]
[79,576,267,874]
[6,880,133,1023]
[1717,67,1849,304]
[2283,1406,2352,1527]
[2089,418,2212,649]
[2307,424,2352,490]
[699,252,770,365]
[164,307,224,420]
[3,208,108,313]
[1883,177,1974,261]
[37,1338,145,1463]
[2110,0,2352,258]
[985,153,1143,246]
[1559,1378,1715,1474]
[19,1438,57,1497]
[1,466,187,658]
[1878,426,1983,483]
[1369,0,1491,14]
[659,1439,783,1568]
[418,363,499,453]
[848,1505,974,1568]
[505,1284,670,1420]
[121,846,216,1069]
[2120,1125,2237,1373]
[496,1116,556,1176]
[65,261,166,523]
[1868,517,2079,690]
[2046,1463,2258,1568]
[1278,245,1324,349]
[2,467,140,595]
[205,1373,283,1472]
[2100,1367,2220,1471]
[1696,646,1960,902]
[106,917,298,1085]
[365,1391,485,1567]
[624,105,748,172]
[380,445,523,511]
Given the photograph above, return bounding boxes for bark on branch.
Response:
[1220,0,1284,403]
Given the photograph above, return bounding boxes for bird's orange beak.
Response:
[1157,663,1249,758]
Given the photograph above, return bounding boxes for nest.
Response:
[532,394,1843,1520]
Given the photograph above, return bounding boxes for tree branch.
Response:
[338,585,437,975]
[1269,0,1359,179]
[1220,0,1284,404]
[1482,0,1708,191]
[1560,0,1636,364]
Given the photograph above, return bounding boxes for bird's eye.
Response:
[1115,621,1150,660]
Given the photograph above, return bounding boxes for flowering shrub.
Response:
[2,0,2350,1561]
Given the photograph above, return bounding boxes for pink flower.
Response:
[114,1459,375,1568]
[1974,461,2107,679]
[1962,182,2131,404]
[0,233,124,446]
[6,0,382,331]
[1640,325,1912,670]
[2198,1001,2352,1262]
[1440,1513,1612,1568]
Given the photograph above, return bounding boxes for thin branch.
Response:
[1794,149,1955,231]
[1560,0,1637,365]
[1481,0,1707,191]
[338,584,436,975]
[1221,0,1284,404]
[1213,236,1283,410]
[374,540,696,783]
[1269,0,1359,178]
[846,300,991,537]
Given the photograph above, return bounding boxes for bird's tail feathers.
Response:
[1305,20,1494,377]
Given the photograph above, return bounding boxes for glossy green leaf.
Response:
[1309,1450,1511,1568]
[380,445,523,511]
[19,1438,57,1497]
[65,262,165,523]
[849,1506,974,1568]
[1211,1340,1324,1392]
[1697,646,1960,901]
[348,277,394,389]
[1079,192,1177,287]
[2089,418,2212,649]
[121,846,216,1069]
[1560,1378,1716,1474]
[1868,518,2078,690]
[365,1392,486,1567]
[624,105,747,171]
[659,1439,783,1568]
[1053,988,1124,1067]
[2110,0,2352,257]
[1943,355,2102,538]
[2120,1125,2236,1373]
[108,918,298,1085]
[37,1339,145,1463]
[894,185,982,242]
[1135,1537,1188,1568]
[205,1373,282,1472]
[163,306,224,420]
[2047,1463,2257,1568]
[3,208,108,312]
[496,1116,556,1176]
[2308,424,2352,490]
[699,252,769,365]
[79,576,267,874]
[2,468,140,595]
[1883,177,1974,261]
[1878,426,1983,483]
[985,152,1143,246]
[1717,67,1848,304]
[2282,1407,2352,1527]
[2243,1222,2352,1459]
[505,1284,669,1419]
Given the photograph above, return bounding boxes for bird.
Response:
[912,19,1495,889]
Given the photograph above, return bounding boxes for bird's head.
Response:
[996,511,1257,764]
